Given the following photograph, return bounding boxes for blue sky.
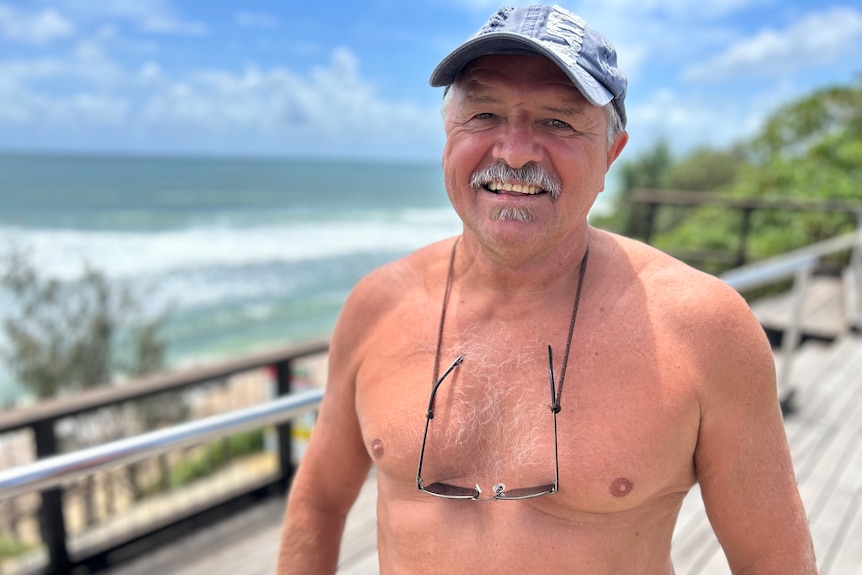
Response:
[1,0,861,162]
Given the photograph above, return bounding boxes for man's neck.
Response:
[454,227,593,297]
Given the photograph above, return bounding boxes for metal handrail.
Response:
[0,388,324,501]
[720,229,862,290]
[720,253,818,292]
[719,229,862,402]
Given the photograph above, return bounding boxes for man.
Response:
[278,5,817,574]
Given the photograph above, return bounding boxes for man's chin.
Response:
[489,206,535,223]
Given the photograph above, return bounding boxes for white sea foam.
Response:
[0,207,462,281]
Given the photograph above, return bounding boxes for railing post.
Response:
[736,207,754,267]
[32,419,71,574]
[273,360,295,491]
[641,202,658,245]
[777,266,812,413]
[851,215,862,331]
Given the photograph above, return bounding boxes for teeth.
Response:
[487,181,542,195]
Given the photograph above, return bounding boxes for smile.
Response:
[485,181,546,195]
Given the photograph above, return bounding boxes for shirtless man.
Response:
[277,5,817,573]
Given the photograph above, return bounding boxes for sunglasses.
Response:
[416,346,561,501]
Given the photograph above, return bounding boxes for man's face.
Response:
[442,54,627,250]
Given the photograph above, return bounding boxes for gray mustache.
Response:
[470,161,561,198]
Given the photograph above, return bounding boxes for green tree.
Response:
[629,81,862,269]
[1,249,166,400]
[731,84,862,259]
[666,146,742,192]
[595,139,674,235]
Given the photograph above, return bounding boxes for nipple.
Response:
[610,477,634,497]
[370,439,385,459]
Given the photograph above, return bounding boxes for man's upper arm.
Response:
[693,282,817,573]
[277,277,382,574]
[287,285,376,514]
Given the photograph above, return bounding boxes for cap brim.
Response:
[429,33,613,108]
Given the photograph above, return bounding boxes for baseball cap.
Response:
[429,5,627,127]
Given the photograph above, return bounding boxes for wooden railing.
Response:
[0,338,329,574]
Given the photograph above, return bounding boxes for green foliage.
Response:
[723,84,861,258]
[1,247,168,400]
[228,427,265,454]
[736,87,862,206]
[666,146,743,192]
[604,81,862,268]
[597,141,742,235]
[750,85,862,163]
[0,535,32,559]
[141,429,266,494]
[602,140,673,236]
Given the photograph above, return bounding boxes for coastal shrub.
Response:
[0,247,168,400]
[0,535,32,560]
[139,429,267,494]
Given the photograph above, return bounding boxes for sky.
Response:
[1,0,861,163]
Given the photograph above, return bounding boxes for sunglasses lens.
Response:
[494,483,556,500]
[421,482,479,499]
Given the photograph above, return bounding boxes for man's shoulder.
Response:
[597,230,754,327]
[344,237,456,312]
[598,231,774,390]
[329,237,457,367]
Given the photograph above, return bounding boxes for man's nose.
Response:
[492,116,543,169]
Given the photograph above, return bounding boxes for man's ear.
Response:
[607,131,628,169]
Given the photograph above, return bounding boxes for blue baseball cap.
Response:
[430,5,627,127]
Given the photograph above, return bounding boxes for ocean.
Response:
[0,153,463,406]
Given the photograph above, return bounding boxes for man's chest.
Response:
[354,324,701,512]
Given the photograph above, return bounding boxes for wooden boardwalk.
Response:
[672,335,862,574]
[105,331,862,575]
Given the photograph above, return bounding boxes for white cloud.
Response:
[0,40,442,157]
[445,0,765,19]
[137,61,162,83]
[591,0,772,20]
[0,4,74,44]
[439,0,500,13]
[139,47,439,142]
[627,88,766,153]
[0,52,119,84]
[0,81,128,126]
[49,0,207,37]
[684,7,862,81]
[235,11,278,29]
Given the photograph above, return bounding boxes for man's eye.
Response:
[473,112,495,120]
[549,119,572,129]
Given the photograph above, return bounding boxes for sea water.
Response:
[0,153,462,406]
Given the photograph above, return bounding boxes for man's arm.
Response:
[277,284,375,574]
[693,281,818,573]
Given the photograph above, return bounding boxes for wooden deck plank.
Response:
[670,334,862,574]
[819,488,862,575]
[338,471,378,574]
[101,494,286,575]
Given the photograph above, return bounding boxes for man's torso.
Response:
[352,233,706,574]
